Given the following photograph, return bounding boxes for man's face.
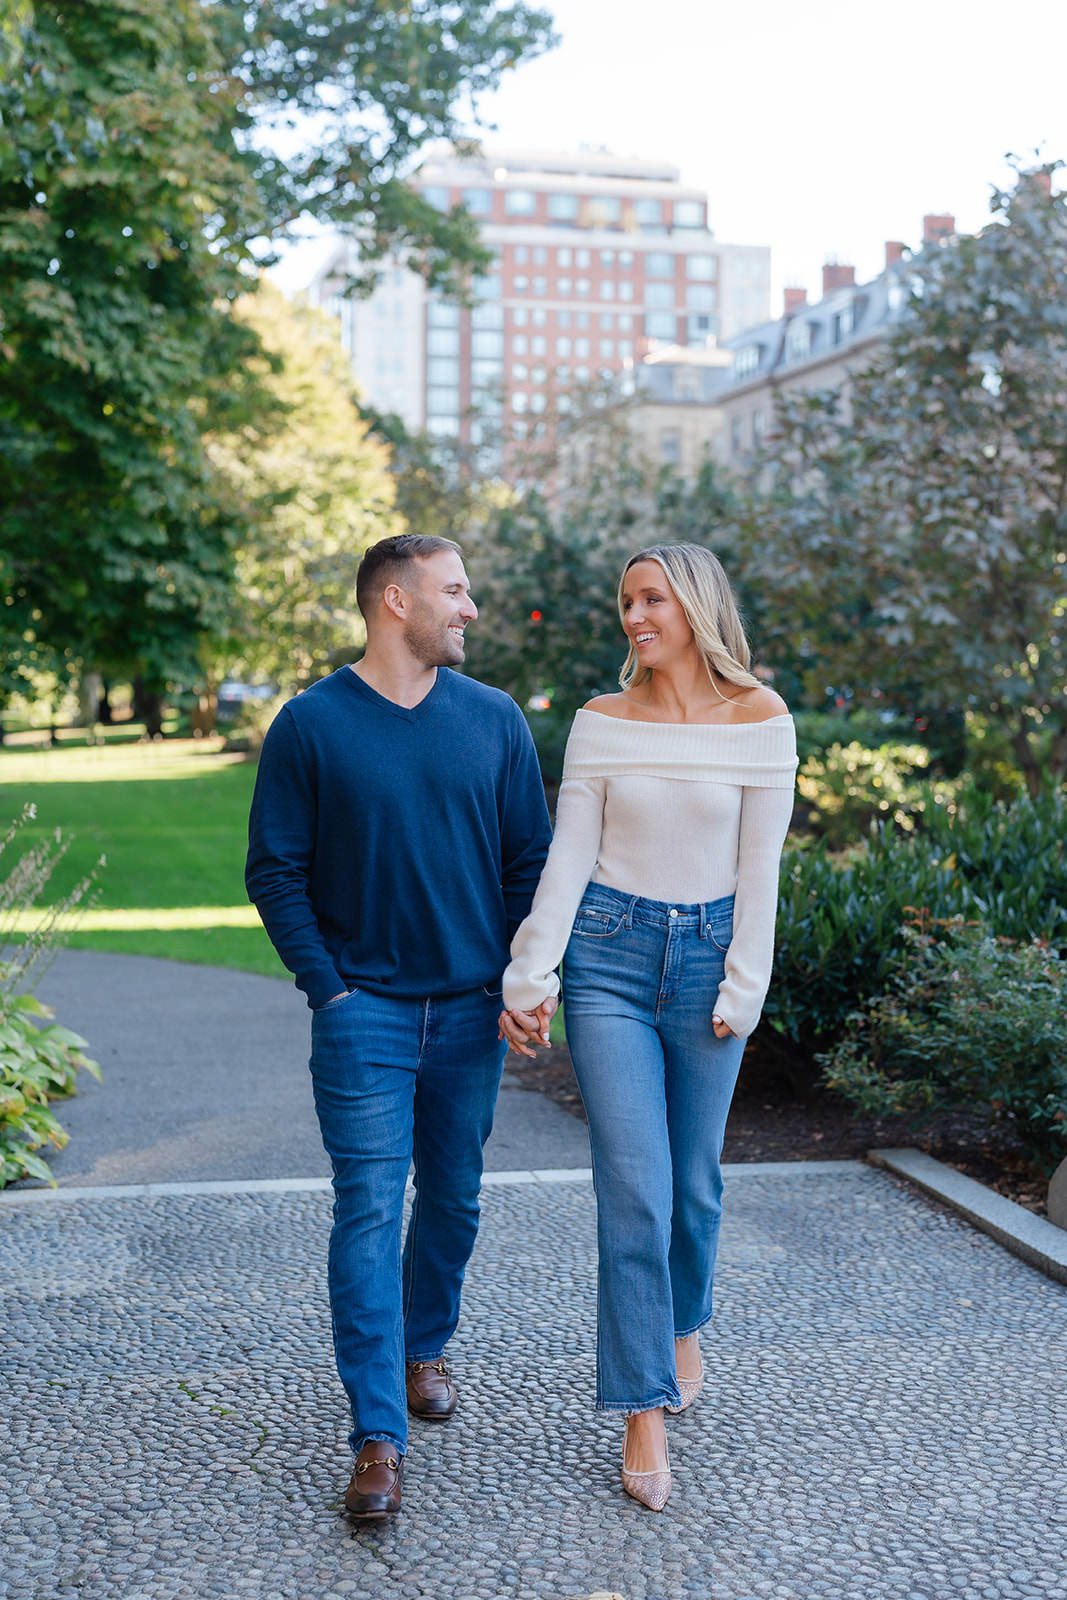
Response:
[403,550,478,667]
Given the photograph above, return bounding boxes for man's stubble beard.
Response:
[405,595,465,668]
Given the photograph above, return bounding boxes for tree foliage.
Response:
[208,281,400,694]
[744,164,1067,793]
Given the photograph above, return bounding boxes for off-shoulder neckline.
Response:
[576,709,793,730]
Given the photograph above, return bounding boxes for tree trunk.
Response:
[1010,720,1044,799]
[133,675,166,739]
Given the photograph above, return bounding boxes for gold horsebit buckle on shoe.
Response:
[408,1361,448,1376]
[356,1457,399,1475]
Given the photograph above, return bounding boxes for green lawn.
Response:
[0,742,287,978]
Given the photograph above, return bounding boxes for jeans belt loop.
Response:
[699,901,709,941]
[625,894,638,930]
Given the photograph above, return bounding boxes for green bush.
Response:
[766,786,1067,1083]
[0,805,102,1186]
[796,740,959,849]
[819,920,1067,1172]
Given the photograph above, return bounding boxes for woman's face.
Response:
[620,560,695,669]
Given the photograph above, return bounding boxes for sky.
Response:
[272,0,1067,311]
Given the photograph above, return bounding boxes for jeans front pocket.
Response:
[707,919,733,954]
[571,907,626,940]
[317,986,359,1012]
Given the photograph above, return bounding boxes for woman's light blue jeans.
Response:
[562,883,746,1413]
[309,983,505,1457]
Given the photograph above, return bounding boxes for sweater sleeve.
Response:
[712,784,793,1039]
[245,706,346,1009]
[501,774,605,1012]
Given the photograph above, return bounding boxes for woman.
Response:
[499,544,796,1510]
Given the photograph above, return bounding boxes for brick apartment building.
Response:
[305,145,770,447]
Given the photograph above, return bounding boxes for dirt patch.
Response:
[505,1037,1052,1217]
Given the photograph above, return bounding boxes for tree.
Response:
[207,281,400,694]
[743,164,1067,794]
[0,0,554,713]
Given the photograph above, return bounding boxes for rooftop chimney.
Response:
[884,240,906,268]
[922,213,955,245]
[822,262,856,295]
[783,286,807,315]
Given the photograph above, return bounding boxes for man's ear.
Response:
[381,582,408,621]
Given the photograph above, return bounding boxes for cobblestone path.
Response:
[3,1167,1066,1600]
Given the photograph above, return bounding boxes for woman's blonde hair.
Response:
[617,543,762,692]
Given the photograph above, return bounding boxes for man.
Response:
[246,533,553,1518]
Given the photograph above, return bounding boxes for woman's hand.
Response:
[498,997,559,1057]
[712,1013,736,1040]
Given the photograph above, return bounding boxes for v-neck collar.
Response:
[342,664,446,723]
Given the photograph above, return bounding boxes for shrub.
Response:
[765,785,1067,1086]
[796,740,959,849]
[819,919,1067,1173]
[0,806,102,1187]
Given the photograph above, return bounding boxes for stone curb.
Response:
[0,1157,868,1208]
[869,1146,1067,1287]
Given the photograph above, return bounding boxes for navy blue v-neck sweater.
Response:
[245,667,552,1009]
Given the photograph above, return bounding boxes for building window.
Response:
[687,313,717,344]
[730,416,743,455]
[575,365,590,381]
[576,279,591,298]
[557,247,573,267]
[505,189,537,215]
[426,386,459,416]
[576,311,590,329]
[427,357,460,385]
[512,308,529,327]
[530,391,546,412]
[575,337,590,358]
[644,252,675,279]
[645,312,676,340]
[673,201,704,229]
[471,330,504,357]
[832,304,855,345]
[531,335,547,356]
[686,284,716,310]
[576,248,591,268]
[599,339,614,358]
[618,281,634,302]
[644,282,674,308]
[471,303,503,330]
[660,428,682,465]
[547,192,578,221]
[532,309,547,326]
[634,198,663,228]
[474,274,501,298]
[513,244,529,265]
[585,196,621,227]
[427,328,460,355]
[533,276,548,295]
[512,334,528,355]
[600,250,615,266]
[470,359,503,388]
[734,344,761,379]
[512,363,528,380]
[619,250,634,269]
[557,310,572,328]
[785,321,811,361]
[557,277,572,296]
[618,339,633,359]
[531,365,546,384]
[753,410,765,445]
[533,246,547,266]
[462,187,492,214]
[556,336,572,357]
[686,254,717,281]
[514,275,528,293]
[511,391,529,412]
[599,312,614,330]
[421,185,449,211]
[600,280,615,300]
[556,363,571,380]
[427,415,459,436]
[427,301,461,328]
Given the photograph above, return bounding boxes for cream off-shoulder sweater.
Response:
[502,709,798,1039]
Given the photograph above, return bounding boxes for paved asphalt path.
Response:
[27,949,590,1188]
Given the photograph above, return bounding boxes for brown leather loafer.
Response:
[405,1358,458,1420]
[343,1442,404,1518]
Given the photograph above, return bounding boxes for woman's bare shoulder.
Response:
[728,684,789,721]
[581,693,634,720]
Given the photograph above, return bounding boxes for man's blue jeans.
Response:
[562,884,746,1413]
[308,983,506,1456]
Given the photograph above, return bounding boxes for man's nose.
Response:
[461,595,478,620]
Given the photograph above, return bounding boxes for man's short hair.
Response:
[355,534,463,621]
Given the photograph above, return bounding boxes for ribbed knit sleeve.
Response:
[712,784,795,1038]
[502,773,605,1011]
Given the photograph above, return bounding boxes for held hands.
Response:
[498,995,559,1058]
[712,1013,736,1040]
